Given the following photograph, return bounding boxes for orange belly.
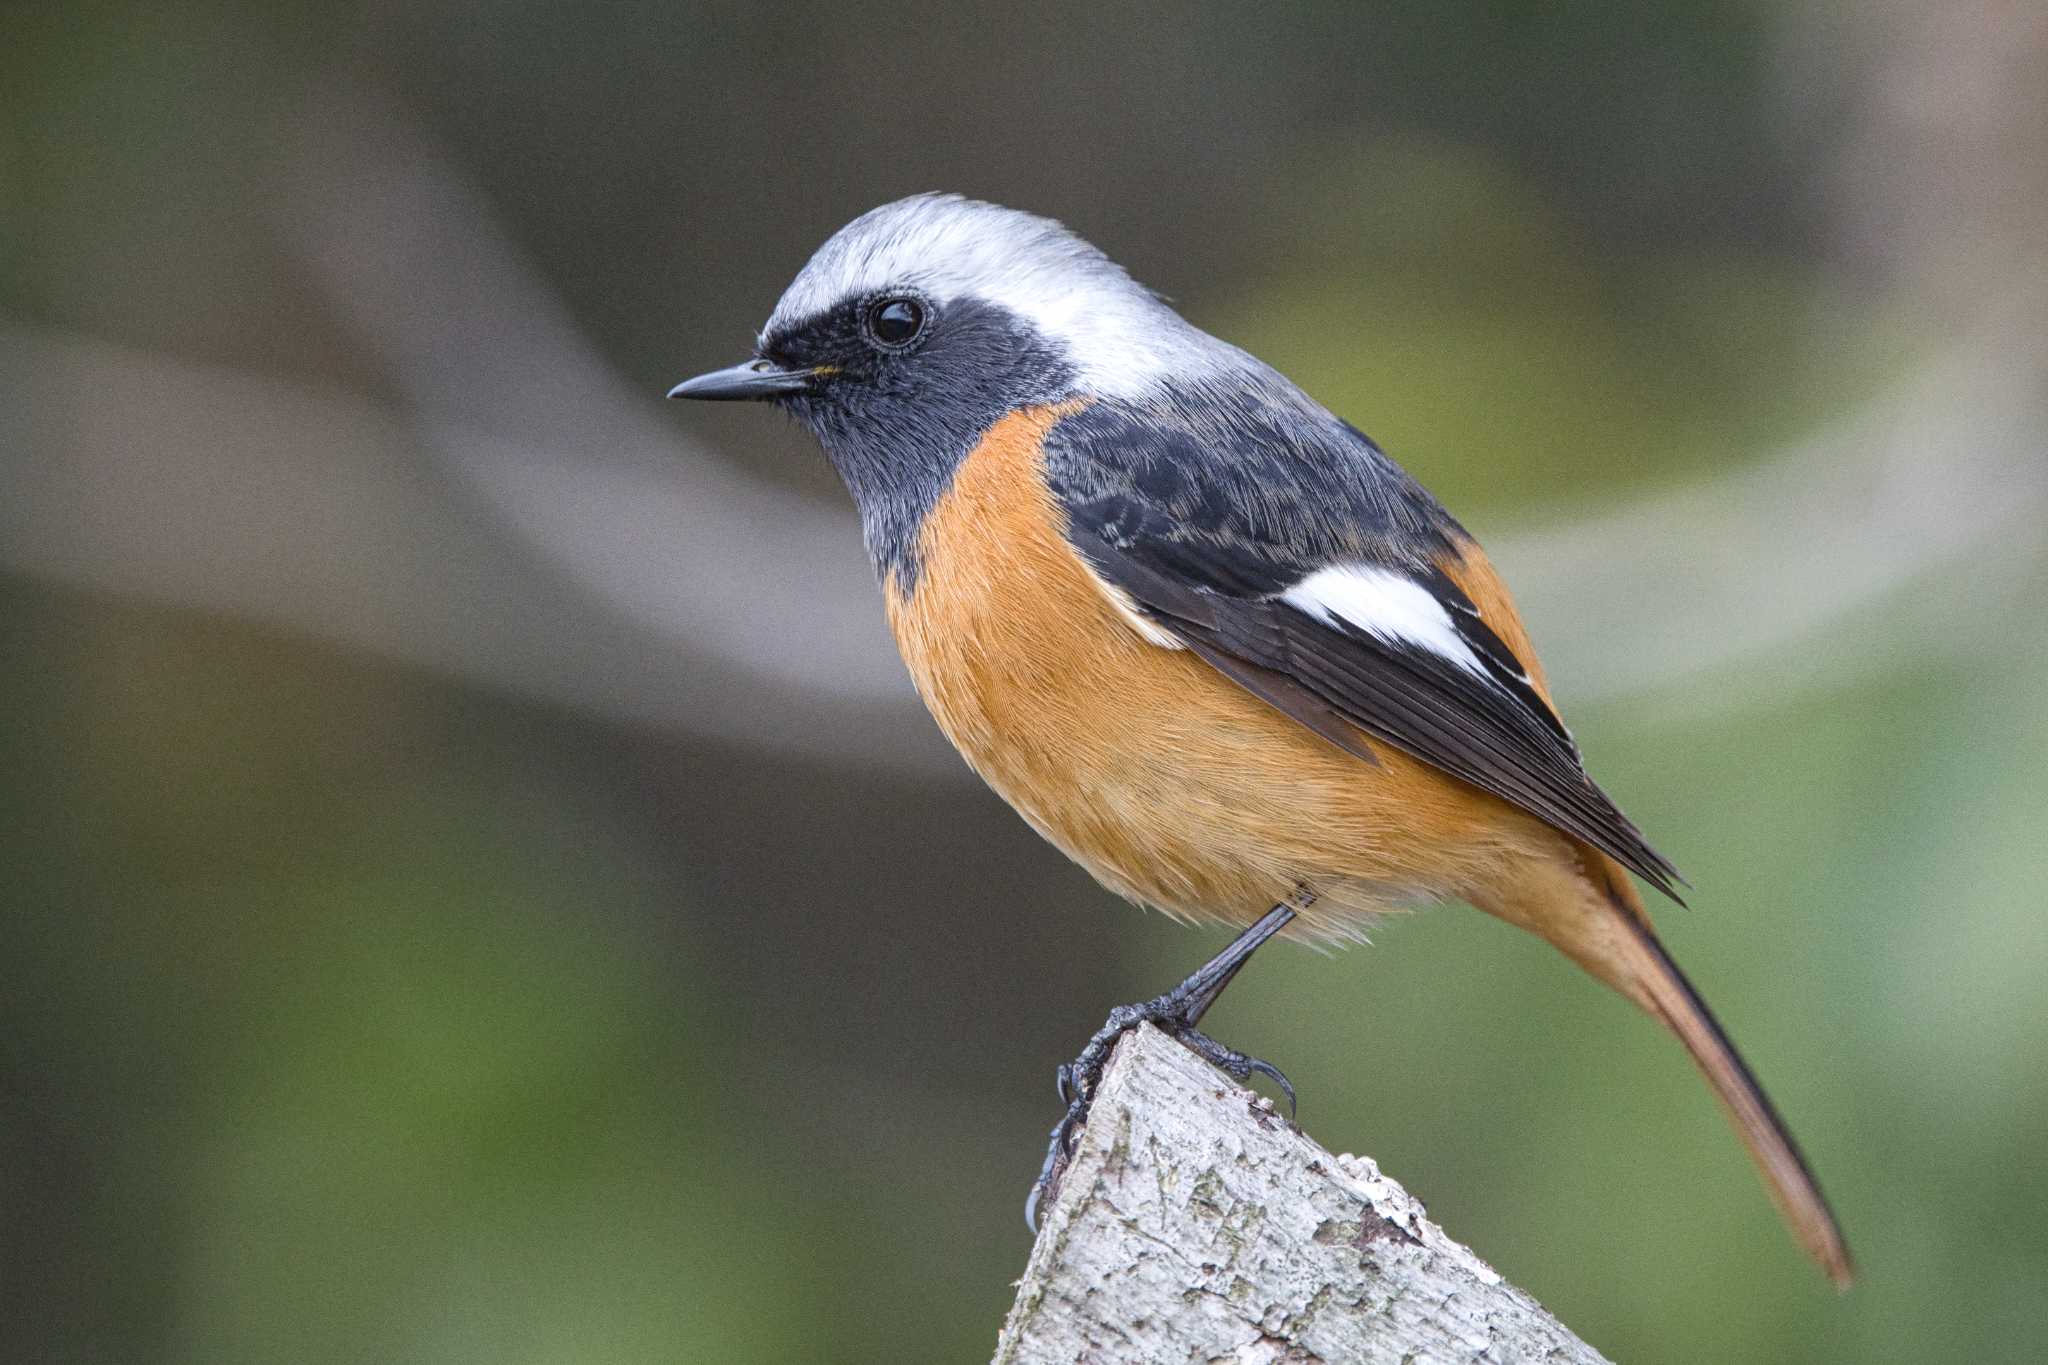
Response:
[884,404,1563,942]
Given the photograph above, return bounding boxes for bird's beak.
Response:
[666,358,821,401]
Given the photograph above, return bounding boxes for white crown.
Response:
[764,194,1232,400]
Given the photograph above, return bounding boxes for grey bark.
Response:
[994,1024,1611,1364]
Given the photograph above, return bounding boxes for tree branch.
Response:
[995,1024,1610,1364]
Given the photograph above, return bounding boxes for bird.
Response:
[668,192,1853,1288]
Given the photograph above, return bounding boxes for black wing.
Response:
[1047,393,1684,904]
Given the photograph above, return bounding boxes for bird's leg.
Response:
[1025,900,1301,1230]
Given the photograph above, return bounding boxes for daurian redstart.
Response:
[670,193,1852,1287]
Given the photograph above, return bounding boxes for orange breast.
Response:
[883,404,1564,941]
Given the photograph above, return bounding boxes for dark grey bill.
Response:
[666,359,820,401]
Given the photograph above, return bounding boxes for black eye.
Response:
[865,297,926,348]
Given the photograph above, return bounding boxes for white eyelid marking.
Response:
[1283,564,1485,674]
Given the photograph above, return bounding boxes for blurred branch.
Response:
[0,318,952,775]
[995,1024,1611,1364]
[1494,292,2048,710]
[276,85,916,707]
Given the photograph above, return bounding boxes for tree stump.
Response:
[994,1023,1610,1364]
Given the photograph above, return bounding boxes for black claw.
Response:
[1024,1003,1300,1229]
[1023,904,1302,1234]
[1177,1027,1297,1117]
[1261,1061,1298,1118]
[1025,1099,1088,1232]
[1243,1056,1297,1117]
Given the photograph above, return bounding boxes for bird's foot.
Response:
[1023,990,1295,1231]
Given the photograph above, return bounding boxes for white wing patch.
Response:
[1282,564,1485,675]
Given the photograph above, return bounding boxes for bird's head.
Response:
[669,194,1223,571]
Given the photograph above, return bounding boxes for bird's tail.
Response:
[1569,859,1856,1289]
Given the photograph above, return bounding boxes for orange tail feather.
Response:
[1587,862,1855,1288]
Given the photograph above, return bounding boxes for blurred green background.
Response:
[5,2,2045,1361]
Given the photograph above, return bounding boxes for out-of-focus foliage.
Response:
[4,2,2044,1362]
